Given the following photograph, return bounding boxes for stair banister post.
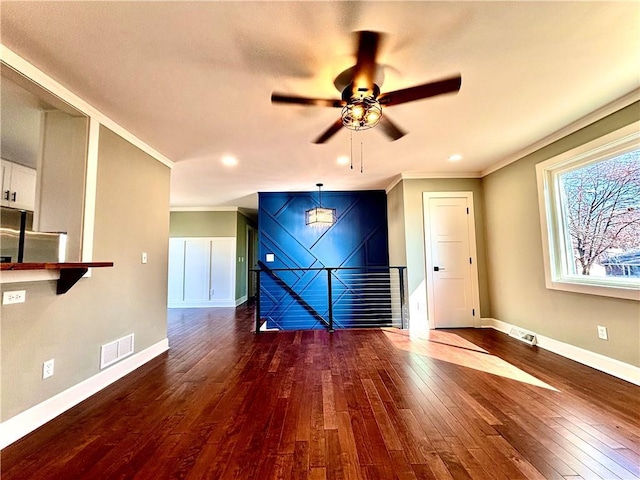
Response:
[398,266,407,329]
[255,269,261,334]
[327,268,334,332]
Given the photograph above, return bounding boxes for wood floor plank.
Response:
[2,306,638,480]
[310,380,327,468]
[361,378,404,451]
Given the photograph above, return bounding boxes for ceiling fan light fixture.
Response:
[341,96,382,131]
[366,109,380,124]
[352,105,365,119]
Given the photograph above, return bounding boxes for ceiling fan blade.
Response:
[351,31,381,96]
[378,75,461,106]
[313,118,344,144]
[271,93,345,108]
[378,115,406,141]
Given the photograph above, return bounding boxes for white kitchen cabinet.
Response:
[1,159,37,211]
[168,237,236,307]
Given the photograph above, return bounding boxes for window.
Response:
[536,122,640,301]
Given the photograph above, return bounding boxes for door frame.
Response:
[246,224,258,300]
[422,191,481,329]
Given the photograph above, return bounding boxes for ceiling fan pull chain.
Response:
[350,131,354,170]
[361,141,364,173]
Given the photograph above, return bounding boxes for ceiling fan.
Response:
[271,31,462,144]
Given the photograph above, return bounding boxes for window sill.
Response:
[546,278,640,301]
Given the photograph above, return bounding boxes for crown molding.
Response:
[170,206,239,212]
[385,175,403,193]
[401,172,482,180]
[481,88,640,177]
[385,171,483,193]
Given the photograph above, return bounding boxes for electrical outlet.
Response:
[3,290,26,305]
[141,252,148,264]
[597,325,608,340]
[43,359,54,379]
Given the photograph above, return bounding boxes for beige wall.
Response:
[169,211,236,237]
[482,102,640,367]
[386,181,407,266]
[400,178,491,322]
[1,126,170,420]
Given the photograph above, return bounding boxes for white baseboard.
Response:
[481,318,640,386]
[168,300,236,308]
[0,338,169,450]
[235,295,248,307]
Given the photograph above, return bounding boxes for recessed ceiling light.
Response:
[448,154,463,162]
[221,155,238,167]
[337,156,349,165]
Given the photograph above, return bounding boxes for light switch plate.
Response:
[141,252,148,264]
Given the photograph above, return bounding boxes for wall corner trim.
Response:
[0,338,169,450]
[235,295,248,307]
[480,318,640,386]
[385,175,403,193]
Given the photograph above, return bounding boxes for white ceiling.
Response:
[1,1,638,210]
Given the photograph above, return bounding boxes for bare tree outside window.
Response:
[559,150,640,277]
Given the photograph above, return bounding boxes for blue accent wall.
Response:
[258,190,389,330]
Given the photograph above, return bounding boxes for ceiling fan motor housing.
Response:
[342,83,380,102]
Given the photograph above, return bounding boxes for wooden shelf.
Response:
[0,262,114,294]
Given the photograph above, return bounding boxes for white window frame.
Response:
[536,121,640,301]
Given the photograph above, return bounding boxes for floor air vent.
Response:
[100,334,135,369]
[509,327,537,346]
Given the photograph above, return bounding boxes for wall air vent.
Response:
[100,333,135,369]
[509,327,537,346]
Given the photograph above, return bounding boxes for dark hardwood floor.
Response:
[2,305,639,479]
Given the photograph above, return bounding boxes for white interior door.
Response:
[423,192,479,328]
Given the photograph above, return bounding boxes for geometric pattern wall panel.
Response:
[258,190,390,330]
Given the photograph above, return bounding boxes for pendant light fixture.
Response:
[305,183,336,226]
